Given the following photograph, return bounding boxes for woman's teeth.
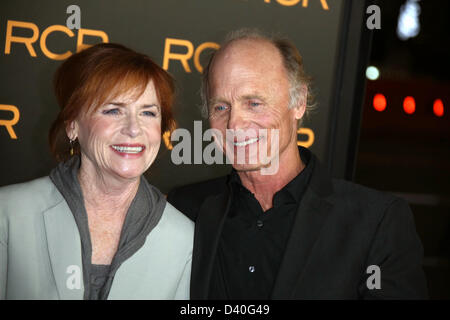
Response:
[112,145,144,153]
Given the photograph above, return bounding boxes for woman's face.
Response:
[69,80,162,182]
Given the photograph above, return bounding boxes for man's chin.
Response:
[232,163,262,172]
[231,161,273,172]
[231,159,279,176]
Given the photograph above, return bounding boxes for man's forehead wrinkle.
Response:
[210,64,259,97]
[212,80,266,103]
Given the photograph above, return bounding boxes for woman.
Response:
[0,43,193,299]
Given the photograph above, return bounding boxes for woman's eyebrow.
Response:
[141,103,160,109]
[108,101,126,107]
[107,102,160,110]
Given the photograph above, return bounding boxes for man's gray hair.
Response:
[200,28,316,123]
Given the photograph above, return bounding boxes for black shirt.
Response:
[210,148,314,299]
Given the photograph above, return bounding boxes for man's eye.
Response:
[249,101,261,107]
[102,108,120,115]
[215,105,227,111]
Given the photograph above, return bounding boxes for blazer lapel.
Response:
[190,186,232,299]
[43,200,84,300]
[271,156,334,299]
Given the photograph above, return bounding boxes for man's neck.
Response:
[237,146,304,211]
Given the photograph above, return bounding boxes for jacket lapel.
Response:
[190,186,232,299]
[271,156,334,299]
[43,200,84,300]
[270,187,332,299]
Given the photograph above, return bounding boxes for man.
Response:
[168,29,427,299]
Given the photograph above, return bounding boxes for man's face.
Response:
[208,39,304,173]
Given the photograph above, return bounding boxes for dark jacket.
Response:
[167,149,428,299]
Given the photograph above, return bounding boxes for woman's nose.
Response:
[121,114,142,138]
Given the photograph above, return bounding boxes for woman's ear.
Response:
[66,120,78,141]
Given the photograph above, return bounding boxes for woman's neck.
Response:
[77,162,140,217]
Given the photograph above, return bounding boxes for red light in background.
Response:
[403,96,416,114]
[433,99,444,117]
[373,93,387,111]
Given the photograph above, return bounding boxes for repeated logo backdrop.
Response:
[0,0,351,192]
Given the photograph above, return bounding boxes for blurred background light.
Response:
[433,99,444,117]
[397,0,421,41]
[366,66,380,80]
[373,93,387,111]
[403,96,416,114]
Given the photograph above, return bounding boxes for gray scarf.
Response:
[49,155,166,299]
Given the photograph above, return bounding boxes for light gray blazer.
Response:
[0,176,194,300]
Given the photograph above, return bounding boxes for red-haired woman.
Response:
[0,43,193,300]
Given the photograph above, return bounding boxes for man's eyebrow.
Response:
[240,94,266,101]
[208,98,229,106]
[208,94,266,105]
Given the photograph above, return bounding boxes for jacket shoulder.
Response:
[329,178,410,223]
[167,176,229,221]
[331,179,400,206]
[0,176,63,218]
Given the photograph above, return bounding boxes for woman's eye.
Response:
[142,110,157,117]
[102,108,120,115]
[249,101,261,107]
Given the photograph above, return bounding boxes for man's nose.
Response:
[227,106,248,130]
[121,114,142,138]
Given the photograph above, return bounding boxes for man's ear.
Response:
[66,120,78,141]
[293,84,307,120]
